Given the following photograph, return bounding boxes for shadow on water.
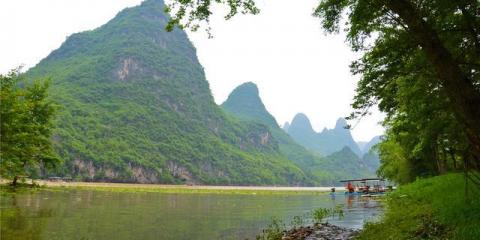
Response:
[1,194,53,240]
[0,189,383,240]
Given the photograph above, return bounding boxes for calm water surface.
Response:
[1,189,382,240]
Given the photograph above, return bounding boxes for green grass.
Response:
[61,187,329,195]
[0,183,329,196]
[357,173,480,240]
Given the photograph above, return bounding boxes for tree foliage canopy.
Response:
[0,69,58,184]
[313,0,480,181]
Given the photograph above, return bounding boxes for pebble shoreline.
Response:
[282,223,359,240]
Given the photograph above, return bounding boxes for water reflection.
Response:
[327,194,383,229]
[1,190,383,240]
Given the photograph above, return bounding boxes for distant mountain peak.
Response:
[235,81,259,94]
[290,113,314,132]
[222,82,278,128]
[285,114,363,157]
[282,122,290,131]
[338,146,357,156]
[334,118,348,130]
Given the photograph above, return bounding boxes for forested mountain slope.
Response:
[315,147,373,180]
[222,82,375,184]
[26,0,309,185]
[222,82,279,129]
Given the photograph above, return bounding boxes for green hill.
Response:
[222,83,323,168]
[222,82,279,129]
[316,147,373,180]
[25,0,309,185]
[222,82,374,184]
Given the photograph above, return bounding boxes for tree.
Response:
[313,0,480,170]
[0,69,58,186]
[164,0,480,171]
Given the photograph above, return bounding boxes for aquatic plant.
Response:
[255,205,345,239]
[255,217,285,240]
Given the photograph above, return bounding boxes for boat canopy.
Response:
[339,178,385,182]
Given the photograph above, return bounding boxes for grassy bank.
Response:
[357,173,480,240]
[0,180,333,195]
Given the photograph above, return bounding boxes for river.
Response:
[0,188,382,239]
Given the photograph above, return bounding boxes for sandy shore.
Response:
[10,179,344,192]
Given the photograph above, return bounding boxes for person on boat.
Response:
[365,185,370,194]
[347,182,355,193]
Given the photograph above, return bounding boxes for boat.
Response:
[340,178,390,196]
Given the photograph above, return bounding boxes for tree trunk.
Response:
[385,0,480,169]
[433,143,443,174]
[441,146,448,171]
[12,176,18,187]
[450,150,457,170]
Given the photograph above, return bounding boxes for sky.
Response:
[0,0,384,142]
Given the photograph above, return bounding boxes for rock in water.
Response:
[283,223,358,240]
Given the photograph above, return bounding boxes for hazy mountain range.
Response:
[283,113,382,172]
[285,114,362,156]
[283,114,381,152]
[222,82,378,182]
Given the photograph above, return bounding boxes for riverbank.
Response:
[1,179,340,195]
[356,173,480,240]
[273,173,479,240]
